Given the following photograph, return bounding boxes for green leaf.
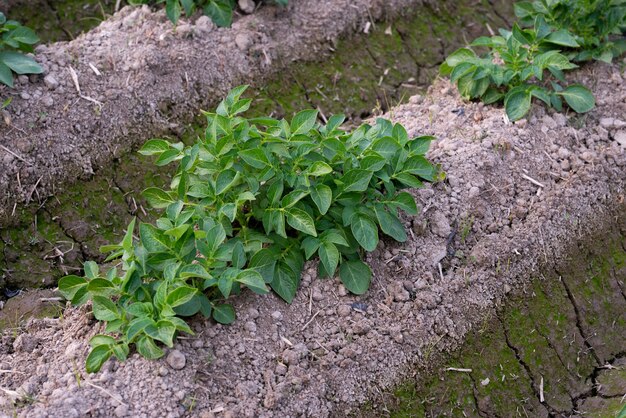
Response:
[89,334,116,347]
[212,303,236,324]
[339,260,371,295]
[0,62,14,87]
[338,169,373,193]
[231,241,246,269]
[179,264,212,280]
[86,345,113,373]
[58,275,88,301]
[140,223,170,252]
[319,242,339,277]
[92,296,120,322]
[239,149,269,169]
[145,320,177,347]
[375,207,407,242]
[7,26,39,45]
[166,286,197,308]
[504,87,532,121]
[173,294,202,317]
[545,29,579,47]
[271,262,298,303]
[166,0,182,24]
[237,270,269,294]
[350,214,378,251]
[306,161,333,177]
[391,192,418,215]
[204,0,234,27]
[291,109,318,135]
[86,278,117,296]
[559,85,595,113]
[136,336,164,360]
[143,187,174,209]
[0,51,43,74]
[248,249,277,283]
[285,207,317,236]
[139,139,170,156]
[310,184,332,215]
[301,236,321,259]
[445,48,476,67]
[126,317,153,341]
[216,169,238,195]
[155,148,180,166]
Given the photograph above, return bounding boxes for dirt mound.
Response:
[0,60,624,416]
[0,0,429,225]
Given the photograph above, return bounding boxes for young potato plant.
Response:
[0,12,43,87]
[441,16,596,121]
[59,86,440,372]
[515,0,626,63]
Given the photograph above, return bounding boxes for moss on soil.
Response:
[383,231,626,417]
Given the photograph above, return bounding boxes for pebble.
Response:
[337,305,351,317]
[43,74,59,90]
[115,404,129,417]
[275,363,287,375]
[166,350,186,370]
[175,24,193,37]
[244,321,257,333]
[311,288,324,302]
[271,311,283,321]
[195,15,215,34]
[468,186,480,199]
[429,212,451,238]
[235,33,253,52]
[238,0,255,14]
[615,130,626,148]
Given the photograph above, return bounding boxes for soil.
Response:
[0,59,625,417]
[0,0,445,224]
[386,222,626,417]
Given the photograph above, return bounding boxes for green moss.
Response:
[385,231,626,416]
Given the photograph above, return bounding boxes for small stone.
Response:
[557,147,571,159]
[115,404,129,417]
[468,186,480,199]
[244,321,257,333]
[614,130,626,148]
[235,33,253,52]
[158,366,169,376]
[600,117,615,129]
[275,363,287,375]
[337,305,351,317]
[42,94,54,107]
[238,0,255,14]
[13,334,39,353]
[430,212,451,238]
[195,15,215,34]
[481,377,490,386]
[248,308,260,319]
[337,284,347,297]
[166,349,186,370]
[312,288,324,302]
[271,311,283,321]
[175,24,193,37]
[44,74,59,90]
[18,75,29,85]
[64,341,82,359]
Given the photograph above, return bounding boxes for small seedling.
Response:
[0,12,43,87]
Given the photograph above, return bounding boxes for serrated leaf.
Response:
[339,260,371,295]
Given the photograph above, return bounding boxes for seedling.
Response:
[0,12,43,87]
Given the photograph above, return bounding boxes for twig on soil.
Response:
[539,376,544,402]
[68,66,103,109]
[88,63,102,76]
[438,262,444,281]
[25,176,43,205]
[301,310,321,331]
[85,381,127,406]
[40,297,64,302]
[280,336,293,347]
[521,173,545,188]
[445,367,472,373]
[0,144,28,163]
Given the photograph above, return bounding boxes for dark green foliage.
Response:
[59,86,440,372]
[441,0,625,121]
[0,12,43,87]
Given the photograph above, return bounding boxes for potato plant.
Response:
[0,12,43,87]
[441,0,625,121]
[59,86,440,372]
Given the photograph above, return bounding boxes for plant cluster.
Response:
[129,0,287,27]
[0,12,43,87]
[59,86,440,372]
[515,0,626,62]
[441,0,626,121]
